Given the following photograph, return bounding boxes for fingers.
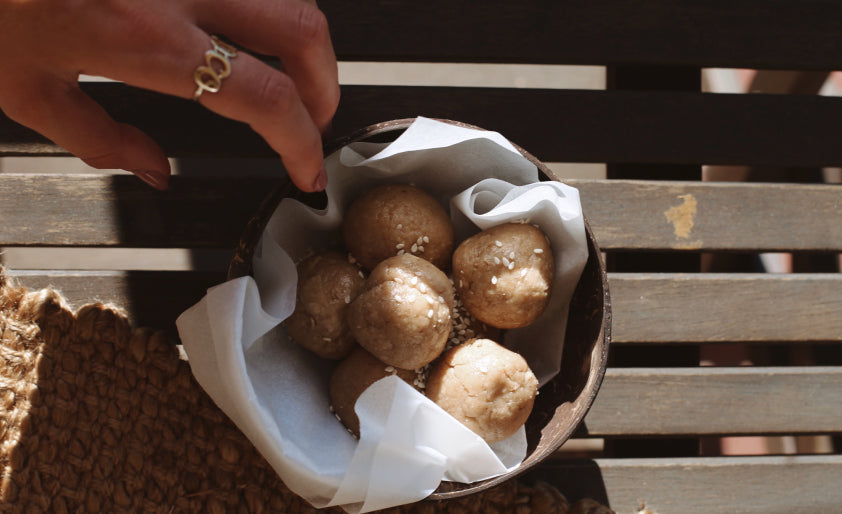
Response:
[194,0,340,133]
[82,23,330,193]
[197,50,328,192]
[1,75,171,190]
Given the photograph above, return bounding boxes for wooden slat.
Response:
[7,270,224,330]
[584,367,842,436]
[528,455,842,513]
[6,86,842,167]
[610,273,842,343]
[0,174,275,248]
[3,175,841,253]
[574,179,842,252]
[323,0,842,70]
[9,268,842,343]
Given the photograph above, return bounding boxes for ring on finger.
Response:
[193,35,238,101]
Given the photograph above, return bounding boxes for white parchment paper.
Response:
[176,117,588,513]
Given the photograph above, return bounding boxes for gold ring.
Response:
[192,35,238,101]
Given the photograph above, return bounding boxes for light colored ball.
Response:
[426,338,538,444]
[452,222,554,329]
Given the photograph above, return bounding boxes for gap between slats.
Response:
[6,87,842,167]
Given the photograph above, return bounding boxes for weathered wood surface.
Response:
[5,86,842,168]
[611,273,842,343]
[528,455,842,513]
[584,367,842,436]
[7,270,224,331]
[0,174,275,248]
[8,268,842,344]
[576,180,842,252]
[2,175,841,252]
[323,0,842,70]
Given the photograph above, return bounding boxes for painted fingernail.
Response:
[133,169,169,190]
[312,164,328,192]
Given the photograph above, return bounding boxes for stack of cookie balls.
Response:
[283,183,554,445]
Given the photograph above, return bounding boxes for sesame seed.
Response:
[508,262,515,270]
[329,405,335,413]
[425,296,434,304]
[410,276,418,285]
[411,243,418,253]
[427,309,434,318]
[396,243,405,249]
[491,276,498,284]
[344,295,351,304]
[385,366,396,373]
[502,257,510,266]
[493,256,501,265]
[509,251,516,259]
[418,246,425,252]
[417,236,424,245]
[423,236,430,243]
[397,249,405,255]
[495,240,503,247]
[348,254,357,264]
[458,280,463,288]
[534,248,544,254]
[521,268,528,277]
[334,413,342,422]
[396,224,403,229]
[438,295,445,303]
[419,283,427,293]
[323,337,332,342]
[358,270,365,278]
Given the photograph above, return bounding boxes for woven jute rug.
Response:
[0,268,611,513]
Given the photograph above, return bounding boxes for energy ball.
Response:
[343,184,455,271]
[283,252,365,359]
[426,338,538,444]
[348,253,454,369]
[452,222,554,329]
[329,347,419,437]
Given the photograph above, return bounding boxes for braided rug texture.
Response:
[0,269,596,513]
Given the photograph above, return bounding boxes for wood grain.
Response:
[610,273,842,343]
[6,86,842,168]
[8,268,841,343]
[574,179,842,252]
[584,367,842,436]
[3,175,840,252]
[528,455,842,513]
[7,270,224,331]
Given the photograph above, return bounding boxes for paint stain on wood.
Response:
[664,194,697,239]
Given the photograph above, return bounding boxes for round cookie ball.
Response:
[348,253,454,369]
[426,338,538,444]
[329,347,419,437]
[283,252,365,359]
[343,184,455,271]
[452,222,554,329]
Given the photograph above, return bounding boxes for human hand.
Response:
[0,0,339,191]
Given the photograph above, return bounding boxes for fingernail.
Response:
[133,169,169,190]
[312,164,328,192]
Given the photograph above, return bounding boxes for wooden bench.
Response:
[2,1,842,512]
